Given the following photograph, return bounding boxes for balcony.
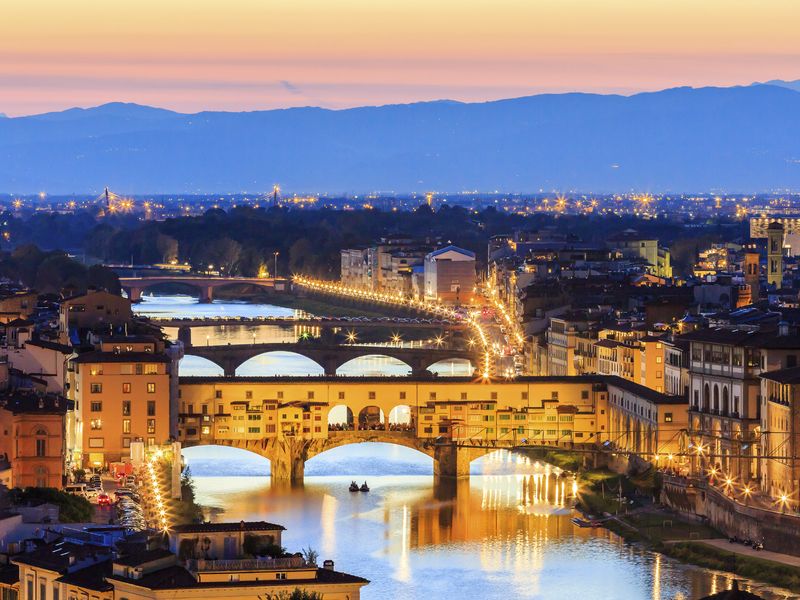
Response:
[186,556,306,572]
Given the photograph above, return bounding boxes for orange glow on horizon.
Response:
[1,1,799,116]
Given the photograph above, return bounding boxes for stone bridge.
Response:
[183,342,478,376]
[181,430,489,482]
[119,276,285,302]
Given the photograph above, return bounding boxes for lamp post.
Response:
[273,251,279,279]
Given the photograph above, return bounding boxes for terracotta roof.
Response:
[57,560,113,592]
[114,548,175,567]
[761,367,800,385]
[12,540,110,572]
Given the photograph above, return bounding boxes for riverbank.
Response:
[576,467,800,593]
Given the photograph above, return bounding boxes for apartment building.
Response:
[760,367,800,502]
[67,336,171,469]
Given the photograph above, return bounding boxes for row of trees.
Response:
[0,245,120,294]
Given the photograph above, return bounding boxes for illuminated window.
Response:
[147,383,156,394]
[123,419,131,434]
[90,419,102,430]
[122,383,131,393]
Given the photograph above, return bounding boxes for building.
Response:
[663,338,689,398]
[423,246,477,305]
[340,248,371,289]
[682,326,800,485]
[767,221,785,288]
[66,336,172,470]
[0,291,37,325]
[0,391,68,488]
[759,367,800,503]
[607,229,672,278]
[59,289,133,344]
[607,378,687,461]
[4,522,368,600]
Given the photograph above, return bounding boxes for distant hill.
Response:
[2,85,800,194]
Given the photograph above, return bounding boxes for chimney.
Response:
[323,559,334,570]
[779,321,790,337]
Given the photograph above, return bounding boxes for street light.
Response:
[273,252,279,279]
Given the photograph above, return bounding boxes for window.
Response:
[338,391,345,400]
[53,583,59,600]
[122,400,131,416]
[144,364,158,374]
[490,392,497,400]
[147,419,156,434]
[90,366,103,376]
[135,364,143,375]
[122,383,131,394]
[521,392,528,400]
[664,413,673,423]
[246,390,253,399]
[429,392,436,400]
[370,391,377,400]
[90,401,102,412]
[90,419,102,430]
[277,391,284,399]
[581,390,589,400]
[121,364,133,375]
[147,401,156,416]
[461,392,468,400]
[90,383,102,394]
[88,438,104,448]
[551,391,559,400]
[147,383,156,394]
[36,439,46,457]
[399,391,406,400]
[123,437,131,448]
[147,438,155,446]
[307,391,315,400]
[215,390,223,399]
[123,419,131,434]
[248,427,260,434]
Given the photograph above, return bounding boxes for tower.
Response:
[743,252,760,302]
[767,222,784,288]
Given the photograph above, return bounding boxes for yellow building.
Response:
[67,337,172,469]
[760,367,800,505]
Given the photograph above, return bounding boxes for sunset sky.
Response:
[2,0,799,116]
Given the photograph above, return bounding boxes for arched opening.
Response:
[140,282,204,300]
[713,385,720,413]
[327,405,354,430]
[182,444,271,477]
[236,351,324,377]
[305,442,433,476]
[388,404,415,431]
[336,355,412,377]
[703,383,710,412]
[180,355,224,377]
[357,406,386,430]
[427,358,473,377]
[722,387,730,416]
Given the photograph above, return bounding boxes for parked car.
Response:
[97,493,112,507]
[64,484,89,498]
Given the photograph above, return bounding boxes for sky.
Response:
[1,0,799,116]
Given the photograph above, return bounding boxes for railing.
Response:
[186,556,306,572]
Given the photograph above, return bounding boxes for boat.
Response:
[571,517,600,528]
[349,482,359,492]
[359,482,370,492]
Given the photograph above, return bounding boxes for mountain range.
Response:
[2,82,800,194]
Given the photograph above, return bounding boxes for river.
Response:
[135,294,793,600]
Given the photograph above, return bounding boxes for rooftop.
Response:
[12,540,110,572]
[761,367,800,385]
[171,521,286,534]
[71,351,171,364]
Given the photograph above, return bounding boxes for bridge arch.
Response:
[235,351,324,377]
[179,355,224,377]
[327,405,354,428]
[427,357,474,377]
[387,404,414,427]
[336,354,413,377]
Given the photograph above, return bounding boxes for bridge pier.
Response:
[199,285,214,303]
[433,444,476,479]
[270,440,308,484]
[127,286,143,302]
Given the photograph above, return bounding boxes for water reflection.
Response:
[188,449,793,600]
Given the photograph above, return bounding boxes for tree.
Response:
[87,265,121,295]
[270,589,324,600]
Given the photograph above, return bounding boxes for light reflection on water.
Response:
[185,447,793,600]
[146,296,792,599]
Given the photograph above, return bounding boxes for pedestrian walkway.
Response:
[696,539,800,569]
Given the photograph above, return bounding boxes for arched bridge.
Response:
[182,430,489,482]
[119,276,286,303]
[183,342,478,376]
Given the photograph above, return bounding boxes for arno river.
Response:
[135,295,792,600]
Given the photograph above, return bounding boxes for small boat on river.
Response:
[349,481,359,492]
[571,517,600,528]
[360,482,370,492]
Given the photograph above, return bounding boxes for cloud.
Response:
[279,80,303,95]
